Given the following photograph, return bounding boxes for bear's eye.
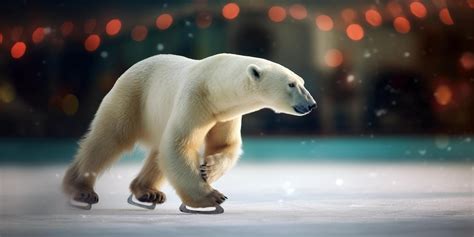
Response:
[288,83,295,88]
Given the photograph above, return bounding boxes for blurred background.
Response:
[0,0,473,164]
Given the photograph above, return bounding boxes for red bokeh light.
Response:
[325,49,344,68]
[393,17,411,33]
[196,12,213,29]
[84,19,97,34]
[11,42,27,59]
[341,8,357,23]
[84,34,101,52]
[365,9,382,27]
[131,25,148,42]
[460,52,474,70]
[11,27,23,41]
[222,3,240,20]
[315,15,334,31]
[434,85,452,106]
[346,24,364,41]
[106,19,122,36]
[468,0,474,8]
[410,2,427,18]
[439,8,454,25]
[61,21,74,37]
[387,2,403,17]
[32,27,45,44]
[156,14,173,30]
[268,6,287,23]
[0,33,3,44]
[289,4,307,20]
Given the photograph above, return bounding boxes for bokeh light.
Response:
[325,49,344,67]
[315,15,334,31]
[0,82,15,104]
[131,25,148,42]
[434,85,452,106]
[196,12,213,29]
[460,52,474,70]
[0,33,3,44]
[341,8,357,23]
[62,94,79,116]
[60,21,74,37]
[222,3,240,20]
[106,19,122,36]
[439,8,454,25]
[387,2,403,17]
[409,2,427,18]
[156,14,173,30]
[289,4,307,20]
[32,27,45,44]
[393,17,411,34]
[468,0,474,8]
[84,19,97,34]
[346,24,364,41]
[11,42,27,59]
[84,34,101,52]
[365,9,382,27]
[268,6,287,23]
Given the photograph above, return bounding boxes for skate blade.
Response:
[68,199,92,210]
[127,194,156,210]
[179,203,224,214]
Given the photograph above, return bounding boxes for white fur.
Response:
[63,53,316,208]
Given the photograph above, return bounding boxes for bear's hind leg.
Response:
[62,114,138,205]
[130,150,166,204]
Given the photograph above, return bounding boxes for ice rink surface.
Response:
[1,162,473,237]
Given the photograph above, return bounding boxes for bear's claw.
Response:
[68,191,99,210]
[127,194,157,210]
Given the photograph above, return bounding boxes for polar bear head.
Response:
[246,64,317,116]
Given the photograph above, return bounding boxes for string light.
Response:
[84,19,97,34]
[196,12,213,29]
[439,8,454,25]
[434,85,452,106]
[11,42,27,59]
[84,34,101,52]
[365,9,382,27]
[346,24,364,41]
[106,19,122,36]
[315,15,334,31]
[409,2,427,18]
[325,49,343,67]
[131,25,148,42]
[289,4,307,20]
[61,21,74,37]
[222,3,240,20]
[156,14,173,30]
[0,33,4,44]
[32,27,45,44]
[268,6,286,23]
[341,8,357,23]
[393,17,411,33]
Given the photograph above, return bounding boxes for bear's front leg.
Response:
[200,118,242,183]
[160,125,227,208]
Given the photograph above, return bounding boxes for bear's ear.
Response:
[247,64,262,81]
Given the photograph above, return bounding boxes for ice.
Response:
[0,163,472,237]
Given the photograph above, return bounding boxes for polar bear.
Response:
[62,53,316,208]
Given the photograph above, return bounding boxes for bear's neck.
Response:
[206,75,264,122]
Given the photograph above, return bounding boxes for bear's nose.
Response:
[307,103,317,111]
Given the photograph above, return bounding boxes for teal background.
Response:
[0,137,472,165]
